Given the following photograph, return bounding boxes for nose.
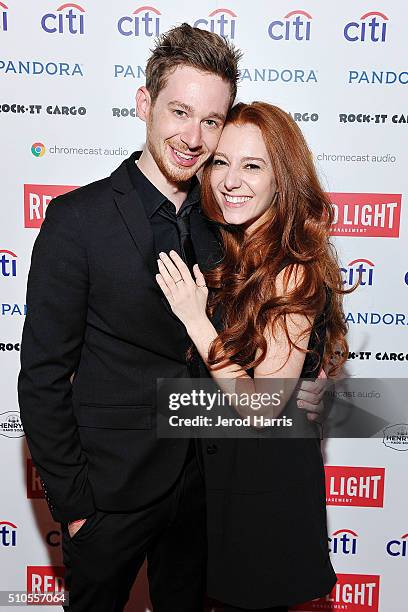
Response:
[180,121,202,151]
[223,165,242,191]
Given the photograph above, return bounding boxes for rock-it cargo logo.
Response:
[41,3,85,35]
[329,529,359,555]
[0,2,8,31]
[0,521,17,547]
[117,6,161,37]
[0,411,24,438]
[268,10,312,41]
[344,11,388,43]
[329,193,401,238]
[0,249,17,277]
[325,466,385,507]
[31,142,46,157]
[194,8,237,39]
[24,184,79,228]
[292,573,380,611]
[383,423,408,451]
[341,259,374,287]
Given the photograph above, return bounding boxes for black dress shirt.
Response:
[125,151,200,264]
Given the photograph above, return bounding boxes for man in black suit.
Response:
[18,23,326,612]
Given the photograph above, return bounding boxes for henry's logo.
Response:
[0,249,17,277]
[194,8,237,39]
[329,529,358,555]
[387,533,408,557]
[344,11,388,43]
[0,521,17,547]
[268,9,312,41]
[27,566,65,594]
[0,2,8,31]
[325,466,385,507]
[41,3,85,35]
[329,193,401,238]
[117,6,161,37]
[27,459,45,499]
[383,423,408,451]
[292,573,380,611]
[0,411,24,438]
[341,259,374,287]
[24,184,78,228]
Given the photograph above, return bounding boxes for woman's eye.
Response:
[213,158,227,166]
[245,163,260,170]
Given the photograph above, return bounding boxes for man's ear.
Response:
[136,86,151,123]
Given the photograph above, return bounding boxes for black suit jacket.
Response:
[18,153,221,522]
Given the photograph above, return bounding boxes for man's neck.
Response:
[137,147,191,212]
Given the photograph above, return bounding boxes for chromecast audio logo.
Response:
[31,142,46,157]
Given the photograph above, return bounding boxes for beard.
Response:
[146,122,207,184]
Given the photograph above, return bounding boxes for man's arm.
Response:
[18,196,95,523]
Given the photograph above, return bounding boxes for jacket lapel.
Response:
[111,157,156,277]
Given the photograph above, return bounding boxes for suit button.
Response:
[206,444,218,455]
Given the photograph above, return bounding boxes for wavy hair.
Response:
[200,102,349,376]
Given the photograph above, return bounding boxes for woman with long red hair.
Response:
[156,102,348,611]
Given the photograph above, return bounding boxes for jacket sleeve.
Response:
[18,196,96,522]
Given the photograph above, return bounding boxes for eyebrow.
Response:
[214,152,267,164]
[168,100,226,123]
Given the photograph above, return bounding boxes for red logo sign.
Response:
[27,565,65,593]
[24,184,78,228]
[27,459,44,499]
[291,573,380,611]
[328,193,401,237]
[325,466,385,507]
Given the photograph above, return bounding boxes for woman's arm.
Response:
[156,251,314,421]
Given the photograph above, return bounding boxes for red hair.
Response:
[201,102,348,376]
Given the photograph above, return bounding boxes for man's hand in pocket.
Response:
[68,518,87,538]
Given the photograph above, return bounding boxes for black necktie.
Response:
[176,210,197,275]
[176,210,201,378]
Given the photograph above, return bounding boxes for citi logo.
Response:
[41,3,85,35]
[0,249,17,277]
[329,529,358,555]
[268,10,312,41]
[118,6,161,37]
[386,533,408,557]
[0,521,17,547]
[344,11,388,43]
[341,258,374,287]
[0,2,8,31]
[194,8,237,39]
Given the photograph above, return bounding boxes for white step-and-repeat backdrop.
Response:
[1,1,407,610]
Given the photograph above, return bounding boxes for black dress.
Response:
[201,275,337,610]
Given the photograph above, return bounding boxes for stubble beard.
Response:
[146,121,206,184]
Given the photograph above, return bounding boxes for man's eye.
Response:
[174,109,186,117]
[204,119,218,127]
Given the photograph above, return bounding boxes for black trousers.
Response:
[61,450,206,611]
